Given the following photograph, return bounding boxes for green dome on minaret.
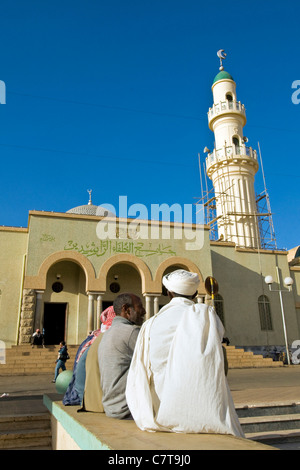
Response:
[213,70,234,84]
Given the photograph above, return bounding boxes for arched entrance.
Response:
[42,260,87,345]
[21,251,98,345]
[101,262,143,311]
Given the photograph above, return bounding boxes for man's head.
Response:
[162,269,200,299]
[113,293,146,326]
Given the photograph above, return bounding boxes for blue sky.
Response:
[0,0,299,251]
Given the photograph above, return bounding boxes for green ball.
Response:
[55,370,73,394]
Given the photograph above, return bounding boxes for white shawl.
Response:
[126,300,244,437]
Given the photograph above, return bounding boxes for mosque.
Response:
[0,53,299,360]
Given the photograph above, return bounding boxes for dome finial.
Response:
[217,49,227,71]
[87,189,92,205]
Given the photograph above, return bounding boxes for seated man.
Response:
[98,293,145,419]
[126,269,244,437]
[31,329,44,347]
[63,306,116,406]
[79,293,145,419]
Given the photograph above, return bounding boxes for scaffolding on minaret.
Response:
[195,143,278,250]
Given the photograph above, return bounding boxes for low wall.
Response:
[43,394,274,452]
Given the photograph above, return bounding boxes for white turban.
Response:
[162,269,200,296]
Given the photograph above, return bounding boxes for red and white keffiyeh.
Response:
[76,306,115,363]
[100,305,116,332]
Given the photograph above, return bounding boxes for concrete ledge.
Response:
[43,394,276,451]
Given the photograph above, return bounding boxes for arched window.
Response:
[258,295,273,330]
[214,294,225,325]
[226,93,233,109]
[232,136,240,154]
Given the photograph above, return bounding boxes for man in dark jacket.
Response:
[52,341,69,382]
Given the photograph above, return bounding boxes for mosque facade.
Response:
[0,60,300,358]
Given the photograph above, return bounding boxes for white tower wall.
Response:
[206,70,260,248]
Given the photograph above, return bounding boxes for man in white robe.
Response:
[125,269,244,437]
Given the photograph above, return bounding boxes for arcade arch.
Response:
[97,254,153,293]
[21,251,206,344]
[42,260,87,345]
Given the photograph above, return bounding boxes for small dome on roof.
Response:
[67,204,99,215]
[66,190,115,217]
[67,203,115,217]
[213,70,234,84]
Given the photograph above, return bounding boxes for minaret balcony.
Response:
[208,100,246,129]
[206,144,258,174]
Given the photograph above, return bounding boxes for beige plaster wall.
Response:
[24,212,212,294]
[210,242,299,347]
[0,228,28,347]
[20,212,213,345]
[6,211,298,348]
[290,266,300,334]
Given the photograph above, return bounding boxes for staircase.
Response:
[0,344,283,375]
[0,345,78,376]
[237,403,300,449]
[0,414,52,450]
[225,346,284,369]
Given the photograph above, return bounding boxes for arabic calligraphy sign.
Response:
[64,240,177,258]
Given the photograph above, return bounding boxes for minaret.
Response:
[205,51,260,248]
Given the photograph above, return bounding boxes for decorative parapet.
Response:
[208,100,246,128]
[206,145,258,176]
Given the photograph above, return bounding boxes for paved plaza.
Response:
[0,366,299,450]
[0,366,299,416]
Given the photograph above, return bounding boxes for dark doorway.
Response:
[43,303,67,345]
[102,301,113,312]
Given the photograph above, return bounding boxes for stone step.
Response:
[240,413,300,434]
[0,344,283,375]
[237,403,300,418]
[236,403,300,445]
[0,429,52,449]
[0,414,51,432]
[0,345,78,375]
[11,445,52,450]
[0,366,73,375]
[0,414,52,450]
[245,428,300,445]
[228,361,282,369]
[223,346,283,368]
[4,357,76,365]
[5,358,76,365]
